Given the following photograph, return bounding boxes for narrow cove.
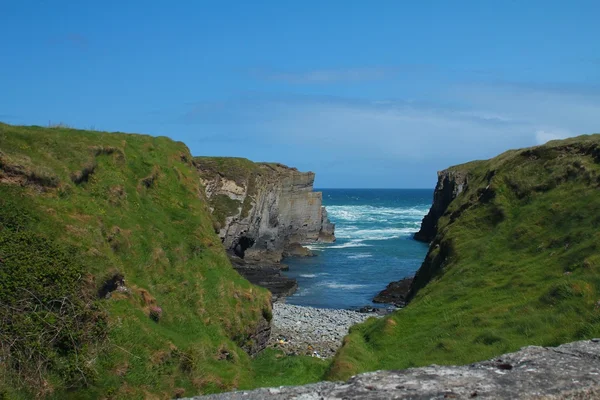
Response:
[282,188,432,310]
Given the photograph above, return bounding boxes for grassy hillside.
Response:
[328,135,600,380]
[0,123,281,399]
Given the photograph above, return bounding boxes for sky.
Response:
[1,1,599,188]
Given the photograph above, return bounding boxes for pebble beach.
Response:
[267,303,380,358]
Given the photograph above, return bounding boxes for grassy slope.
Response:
[0,124,279,399]
[328,135,600,380]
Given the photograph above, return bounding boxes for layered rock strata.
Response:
[187,339,600,399]
[196,158,335,262]
[195,158,335,296]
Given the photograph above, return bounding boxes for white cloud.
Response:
[535,129,572,145]
[181,82,600,187]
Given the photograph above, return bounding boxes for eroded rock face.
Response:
[196,159,335,265]
[414,169,469,243]
[187,339,600,399]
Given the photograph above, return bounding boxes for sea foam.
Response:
[347,253,372,259]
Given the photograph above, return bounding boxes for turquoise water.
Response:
[283,189,432,309]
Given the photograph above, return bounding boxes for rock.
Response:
[283,242,314,257]
[185,340,600,399]
[195,158,335,283]
[414,169,468,243]
[372,277,413,307]
[318,207,336,243]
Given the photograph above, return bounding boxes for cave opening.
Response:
[234,236,255,258]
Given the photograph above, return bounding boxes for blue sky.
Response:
[1,1,599,188]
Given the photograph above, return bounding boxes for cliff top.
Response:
[442,133,600,175]
[194,156,307,186]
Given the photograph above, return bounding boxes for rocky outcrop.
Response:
[372,277,413,307]
[414,168,469,243]
[195,158,335,265]
[186,339,600,399]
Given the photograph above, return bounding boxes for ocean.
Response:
[282,189,432,310]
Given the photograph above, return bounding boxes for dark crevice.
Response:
[234,236,255,258]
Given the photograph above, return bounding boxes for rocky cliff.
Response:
[195,157,335,265]
[188,339,600,399]
[413,168,470,243]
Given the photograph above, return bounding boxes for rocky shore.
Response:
[267,303,377,358]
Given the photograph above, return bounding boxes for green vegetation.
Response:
[6,122,600,398]
[328,135,600,380]
[242,349,329,389]
[194,157,262,186]
[210,194,242,228]
[0,123,302,399]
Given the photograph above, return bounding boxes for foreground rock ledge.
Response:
[186,340,600,399]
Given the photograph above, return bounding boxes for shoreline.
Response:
[267,303,383,358]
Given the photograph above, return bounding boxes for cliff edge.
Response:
[413,168,470,243]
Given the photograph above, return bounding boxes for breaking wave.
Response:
[347,253,372,259]
[327,205,430,223]
[321,282,366,290]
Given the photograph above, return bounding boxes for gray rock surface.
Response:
[185,339,600,399]
[197,161,335,265]
[268,303,376,358]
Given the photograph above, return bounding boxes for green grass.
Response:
[328,134,600,380]
[0,123,279,399]
[194,157,262,186]
[243,350,330,389]
[210,194,242,228]
[8,122,600,397]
